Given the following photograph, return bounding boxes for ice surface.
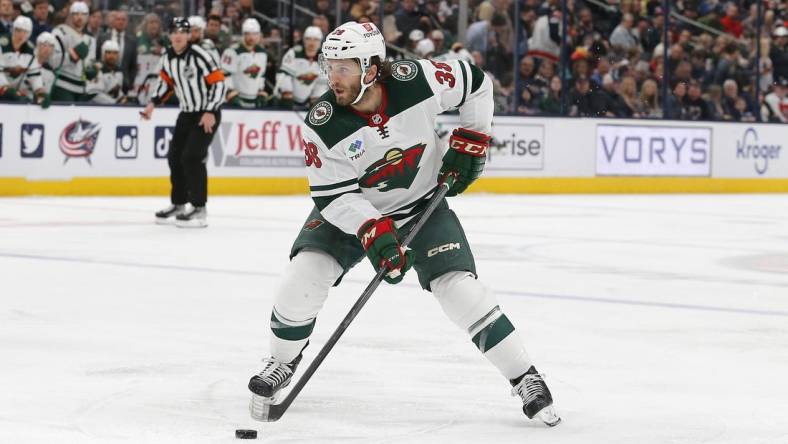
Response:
[1,195,787,444]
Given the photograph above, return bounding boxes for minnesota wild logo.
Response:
[359,144,425,192]
[243,64,262,77]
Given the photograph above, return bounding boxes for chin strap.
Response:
[351,57,376,105]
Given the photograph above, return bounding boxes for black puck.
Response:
[235,429,257,439]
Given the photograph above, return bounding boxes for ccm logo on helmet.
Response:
[427,243,461,257]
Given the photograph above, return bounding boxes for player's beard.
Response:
[334,80,361,106]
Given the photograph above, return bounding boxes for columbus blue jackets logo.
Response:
[59,119,101,164]
[359,144,425,192]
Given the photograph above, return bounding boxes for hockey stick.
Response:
[258,174,456,422]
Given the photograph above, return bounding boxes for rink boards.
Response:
[0,103,786,195]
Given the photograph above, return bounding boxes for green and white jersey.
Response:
[0,40,43,94]
[86,64,124,104]
[275,45,327,105]
[50,24,96,93]
[221,43,267,104]
[303,58,492,235]
[131,32,168,103]
[198,38,220,65]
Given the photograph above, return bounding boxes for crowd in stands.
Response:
[0,0,786,122]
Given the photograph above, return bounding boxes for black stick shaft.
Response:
[268,180,452,420]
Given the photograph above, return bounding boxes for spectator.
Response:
[484,12,514,74]
[719,3,743,38]
[312,0,336,28]
[406,28,424,53]
[684,80,712,120]
[87,39,126,104]
[665,80,688,119]
[568,75,611,117]
[395,0,423,45]
[706,83,726,119]
[761,76,788,122]
[610,13,637,51]
[635,78,662,117]
[0,0,13,36]
[721,78,742,120]
[429,29,446,58]
[635,17,660,55]
[771,27,788,85]
[618,75,639,117]
[527,8,561,63]
[205,14,231,53]
[381,1,401,43]
[50,2,97,102]
[30,0,52,42]
[600,73,626,116]
[86,10,104,37]
[516,85,539,115]
[96,10,136,93]
[415,37,435,58]
[537,74,563,115]
[466,1,494,55]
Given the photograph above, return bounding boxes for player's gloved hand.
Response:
[357,217,413,284]
[439,128,490,196]
[73,41,90,60]
[84,64,98,80]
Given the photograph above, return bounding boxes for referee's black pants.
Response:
[167,111,220,207]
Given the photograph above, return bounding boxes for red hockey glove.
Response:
[439,128,490,196]
[358,217,413,284]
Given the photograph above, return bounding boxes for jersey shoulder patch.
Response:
[390,60,419,81]
[305,92,366,149]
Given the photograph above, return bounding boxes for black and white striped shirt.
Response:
[151,43,226,112]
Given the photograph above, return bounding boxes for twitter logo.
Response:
[21,124,45,158]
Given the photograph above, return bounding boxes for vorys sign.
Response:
[596,125,711,176]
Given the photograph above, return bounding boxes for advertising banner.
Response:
[713,124,786,177]
[596,124,712,176]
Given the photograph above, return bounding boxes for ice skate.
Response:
[511,366,561,427]
[248,354,302,421]
[174,206,207,228]
[154,204,185,224]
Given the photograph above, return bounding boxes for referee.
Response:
[141,17,226,228]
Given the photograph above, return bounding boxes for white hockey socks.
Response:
[268,249,343,363]
[431,271,533,380]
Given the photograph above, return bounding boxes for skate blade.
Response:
[155,217,174,225]
[249,393,278,422]
[535,406,561,427]
[175,219,207,228]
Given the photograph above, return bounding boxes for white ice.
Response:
[1,194,788,444]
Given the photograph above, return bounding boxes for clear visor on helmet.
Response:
[318,54,362,80]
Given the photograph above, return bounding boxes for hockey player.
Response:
[35,32,57,100]
[188,15,220,64]
[86,40,126,104]
[274,25,328,107]
[49,1,96,101]
[221,18,267,109]
[130,13,168,104]
[0,16,46,104]
[247,21,561,427]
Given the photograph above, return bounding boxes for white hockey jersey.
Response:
[275,45,328,105]
[0,40,43,95]
[221,42,268,107]
[86,65,124,104]
[50,24,96,93]
[303,58,492,235]
[131,33,168,104]
[199,38,220,65]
